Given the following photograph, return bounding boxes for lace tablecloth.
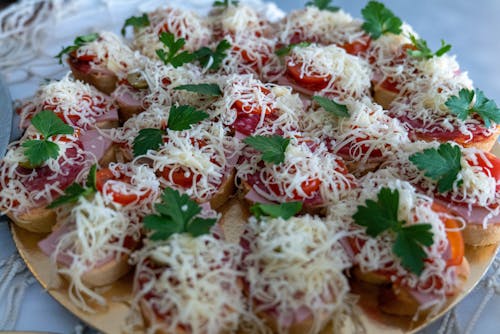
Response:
[0,0,499,333]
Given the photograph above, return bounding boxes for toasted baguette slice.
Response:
[463,223,500,246]
[7,207,56,233]
[68,58,117,95]
[416,126,500,152]
[209,169,236,210]
[352,266,391,285]
[96,119,120,129]
[117,102,144,123]
[373,82,398,110]
[378,258,470,316]
[99,143,117,168]
[81,252,131,288]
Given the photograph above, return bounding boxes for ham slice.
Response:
[80,129,113,161]
[434,198,500,226]
[38,224,74,266]
[94,106,119,123]
[244,187,275,204]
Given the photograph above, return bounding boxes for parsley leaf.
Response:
[133,128,164,157]
[275,42,311,57]
[305,0,339,12]
[193,39,231,71]
[55,33,99,64]
[407,34,451,60]
[409,143,462,193]
[213,0,239,7]
[243,135,290,164]
[22,140,59,167]
[144,187,217,240]
[353,187,401,236]
[250,202,303,220]
[167,105,210,131]
[121,13,150,36]
[156,32,195,68]
[361,1,402,39]
[445,88,500,128]
[393,224,434,275]
[353,187,434,275]
[174,83,222,96]
[47,164,97,208]
[313,96,349,118]
[22,110,74,167]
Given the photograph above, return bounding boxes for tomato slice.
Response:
[77,54,96,62]
[96,168,143,205]
[431,203,464,267]
[286,62,331,91]
[341,36,371,55]
[378,77,400,93]
[161,167,201,189]
[231,86,274,115]
[468,151,500,184]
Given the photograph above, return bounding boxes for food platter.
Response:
[11,197,500,334]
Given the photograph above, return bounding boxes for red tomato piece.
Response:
[286,62,331,91]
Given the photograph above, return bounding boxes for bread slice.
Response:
[7,207,56,233]
[378,258,470,316]
[81,252,132,288]
[463,223,500,246]
[209,169,236,210]
[68,58,117,95]
[372,82,398,110]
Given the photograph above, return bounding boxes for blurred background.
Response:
[273,0,500,103]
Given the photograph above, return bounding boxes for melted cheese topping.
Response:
[210,4,271,38]
[76,31,142,79]
[243,214,351,333]
[131,233,246,334]
[52,192,142,311]
[18,73,117,130]
[237,137,356,206]
[287,44,371,99]
[133,7,211,59]
[279,7,364,46]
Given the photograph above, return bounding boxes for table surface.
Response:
[1,1,499,333]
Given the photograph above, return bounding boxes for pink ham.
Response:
[434,198,500,226]
[94,106,119,123]
[112,84,144,113]
[80,129,113,162]
[38,224,74,266]
[244,187,275,204]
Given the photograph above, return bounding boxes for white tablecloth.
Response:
[1,1,499,333]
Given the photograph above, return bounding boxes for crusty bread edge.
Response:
[7,207,56,233]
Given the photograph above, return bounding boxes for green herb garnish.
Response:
[174,83,222,96]
[22,110,74,167]
[361,1,402,39]
[275,42,311,57]
[406,34,451,59]
[133,128,164,157]
[305,0,339,12]
[47,165,97,208]
[121,13,150,36]
[156,32,195,68]
[353,187,434,275]
[445,88,500,128]
[312,96,349,118]
[55,33,99,64]
[167,105,210,131]
[193,39,231,71]
[243,135,290,165]
[250,202,303,220]
[409,143,462,193]
[144,187,217,240]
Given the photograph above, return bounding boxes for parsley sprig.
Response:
[409,143,462,193]
[213,0,239,7]
[445,88,500,128]
[132,105,209,156]
[193,39,231,71]
[22,110,74,168]
[121,13,150,36]
[305,0,339,12]
[361,1,402,40]
[250,202,303,220]
[156,32,195,68]
[275,42,311,57]
[353,187,434,275]
[144,188,217,240]
[55,33,99,64]
[174,83,222,96]
[243,135,290,164]
[313,96,349,118]
[406,34,451,60]
[47,165,97,208]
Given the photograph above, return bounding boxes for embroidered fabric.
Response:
[0,0,498,333]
